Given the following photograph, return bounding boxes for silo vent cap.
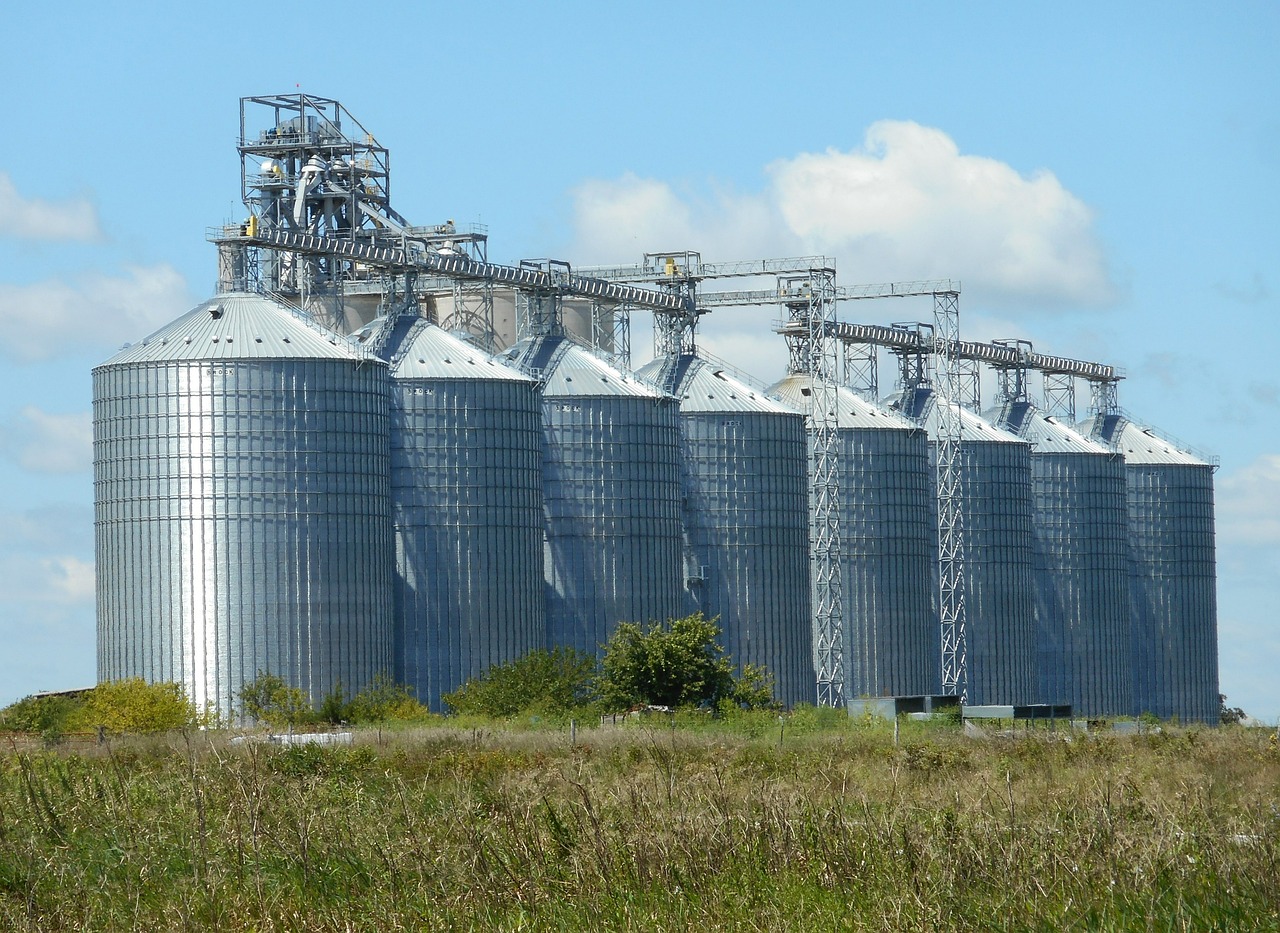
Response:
[209,305,223,320]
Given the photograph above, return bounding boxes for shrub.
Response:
[443,647,599,718]
[238,672,314,729]
[350,673,429,723]
[598,612,775,712]
[70,679,202,735]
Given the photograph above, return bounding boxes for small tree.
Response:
[1220,693,1247,726]
[443,647,599,717]
[72,679,201,735]
[239,672,313,729]
[598,612,775,712]
[350,673,427,723]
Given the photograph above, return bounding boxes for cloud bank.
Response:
[0,172,102,242]
[0,264,192,362]
[571,121,1117,310]
[0,407,92,474]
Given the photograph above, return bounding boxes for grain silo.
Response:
[1087,414,1219,723]
[93,292,393,719]
[771,375,938,701]
[500,335,687,657]
[891,386,1036,706]
[993,401,1132,717]
[373,317,546,710]
[635,355,813,706]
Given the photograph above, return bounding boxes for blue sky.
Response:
[2,2,1276,719]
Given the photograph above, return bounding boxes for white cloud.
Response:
[0,263,192,362]
[41,555,96,604]
[570,121,1117,310]
[0,407,92,474]
[0,172,102,241]
[1217,453,1280,550]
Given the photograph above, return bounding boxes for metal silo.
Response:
[503,335,687,657]
[380,317,545,711]
[892,387,1037,706]
[635,355,813,707]
[93,292,393,720]
[993,401,1132,717]
[1088,414,1219,723]
[771,375,938,701]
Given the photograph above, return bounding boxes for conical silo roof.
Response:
[1088,414,1211,466]
[993,400,1113,454]
[636,355,797,414]
[384,319,535,383]
[99,292,369,365]
[502,335,661,398]
[892,385,1024,443]
[770,373,920,429]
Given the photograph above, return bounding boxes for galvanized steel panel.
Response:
[641,356,814,707]
[94,311,393,721]
[1090,414,1219,723]
[997,402,1132,717]
[532,339,687,656]
[773,376,939,701]
[388,322,545,711]
[895,387,1037,706]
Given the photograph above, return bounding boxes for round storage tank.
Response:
[1088,414,1219,723]
[382,318,545,711]
[774,375,938,701]
[637,355,813,707]
[994,401,1132,717]
[93,293,393,720]
[503,336,687,657]
[892,386,1037,706]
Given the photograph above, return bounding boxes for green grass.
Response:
[2,720,1278,930]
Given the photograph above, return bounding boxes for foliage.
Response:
[238,672,314,729]
[0,692,85,739]
[598,612,775,712]
[349,673,429,723]
[318,681,354,725]
[443,647,599,718]
[69,679,203,735]
[1,723,1277,929]
[1219,692,1247,725]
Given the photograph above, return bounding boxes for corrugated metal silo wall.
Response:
[542,396,687,656]
[680,411,813,707]
[1031,451,1133,717]
[1127,463,1219,722]
[841,426,939,699]
[93,359,393,719]
[951,440,1038,705]
[391,377,545,710]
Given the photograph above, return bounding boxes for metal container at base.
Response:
[773,375,938,702]
[639,355,813,707]
[893,387,1037,707]
[383,318,545,711]
[93,293,393,720]
[1088,414,1219,723]
[504,336,687,657]
[994,402,1132,717]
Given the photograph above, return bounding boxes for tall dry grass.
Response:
[2,721,1277,930]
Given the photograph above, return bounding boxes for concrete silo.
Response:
[503,335,687,657]
[994,401,1132,717]
[93,293,393,719]
[1088,414,1219,723]
[636,355,813,706]
[893,386,1037,706]
[380,317,545,710]
[772,375,938,701]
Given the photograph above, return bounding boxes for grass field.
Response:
[2,714,1278,931]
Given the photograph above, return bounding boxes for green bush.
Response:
[598,612,775,712]
[349,673,429,723]
[238,672,314,729]
[443,647,599,718]
[70,679,203,735]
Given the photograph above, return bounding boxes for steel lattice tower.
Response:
[932,289,968,699]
